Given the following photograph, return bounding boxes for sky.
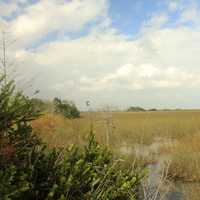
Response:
[0,0,200,110]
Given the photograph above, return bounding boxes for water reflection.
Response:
[119,139,200,200]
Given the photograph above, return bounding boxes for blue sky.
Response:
[1,0,200,109]
[109,0,164,35]
[109,0,200,35]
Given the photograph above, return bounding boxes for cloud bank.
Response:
[1,0,200,109]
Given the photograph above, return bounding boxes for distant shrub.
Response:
[31,98,50,112]
[0,77,144,200]
[31,98,59,113]
[148,108,157,112]
[127,106,146,112]
[53,97,80,118]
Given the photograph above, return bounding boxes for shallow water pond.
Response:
[119,138,200,200]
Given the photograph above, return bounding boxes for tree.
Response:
[0,77,40,136]
[127,106,146,112]
[53,97,80,118]
[31,98,53,113]
[0,31,17,86]
[0,31,8,85]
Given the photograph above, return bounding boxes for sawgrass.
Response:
[32,110,200,147]
[167,134,200,182]
[32,111,200,179]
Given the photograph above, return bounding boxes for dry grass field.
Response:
[33,111,200,144]
[32,111,200,185]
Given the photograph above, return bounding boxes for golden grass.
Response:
[167,134,200,182]
[32,111,200,146]
[32,111,200,183]
[184,184,200,200]
[32,113,89,147]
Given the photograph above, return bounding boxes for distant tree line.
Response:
[127,106,183,112]
[53,97,80,118]
[127,106,157,112]
[31,97,80,118]
[127,106,146,112]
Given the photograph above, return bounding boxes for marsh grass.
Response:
[32,111,200,146]
[32,111,200,184]
[184,183,200,200]
[167,135,200,182]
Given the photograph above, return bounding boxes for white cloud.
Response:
[168,1,179,11]
[15,24,200,102]
[180,8,200,24]
[179,2,200,25]
[0,2,18,17]
[2,0,200,108]
[74,63,200,92]
[141,13,169,33]
[9,0,108,45]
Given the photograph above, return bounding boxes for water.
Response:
[165,191,184,200]
[119,138,200,200]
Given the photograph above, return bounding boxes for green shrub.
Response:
[31,98,51,113]
[127,106,146,112]
[53,97,80,119]
[0,77,143,200]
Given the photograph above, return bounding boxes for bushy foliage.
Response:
[127,106,146,112]
[127,106,158,112]
[53,97,80,119]
[0,77,143,200]
[31,98,51,113]
[0,80,40,134]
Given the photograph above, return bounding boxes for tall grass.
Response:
[32,111,200,147]
[32,111,200,199]
[167,134,200,182]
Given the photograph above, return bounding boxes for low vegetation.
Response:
[33,111,200,146]
[1,77,200,199]
[167,135,200,182]
[0,77,144,200]
[32,109,200,197]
